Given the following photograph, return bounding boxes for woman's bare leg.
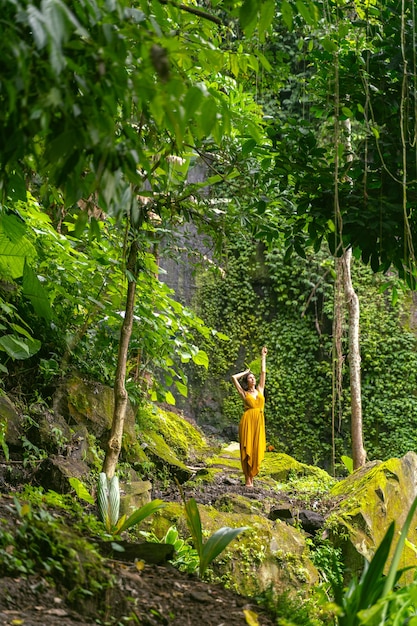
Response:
[241,457,253,486]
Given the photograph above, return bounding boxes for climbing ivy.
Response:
[190,233,417,467]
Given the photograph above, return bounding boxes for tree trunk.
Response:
[341,247,366,469]
[102,239,139,478]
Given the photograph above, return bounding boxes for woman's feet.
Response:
[245,477,254,487]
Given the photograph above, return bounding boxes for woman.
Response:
[231,347,267,487]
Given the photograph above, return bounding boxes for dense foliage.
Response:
[188,234,417,468]
[2,0,417,470]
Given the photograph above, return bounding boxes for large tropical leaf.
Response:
[108,475,120,527]
[0,334,41,360]
[117,499,166,533]
[22,263,53,321]
[0,214,35,279]
[199,526,249,577]
[184,497,203,557]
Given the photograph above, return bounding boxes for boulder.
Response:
[0,395,25,447]
[120,480,152,516]
[145,501,319,598]
[142,431,192,483]
[94,538,174,564]
[260,452,335,486]
[269,507,325,534]
[326,452,417,583]
[25,403,72,453]
[53,374,136,439]
[37,455,90,494]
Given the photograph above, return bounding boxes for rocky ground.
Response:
[0,472,281,626]
[0,445,332,626]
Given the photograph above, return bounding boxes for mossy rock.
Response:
[214,493,268,516]
[145,500,318,598]
[260,452,333,485]
[206,453,241,471]
[141,431,192,483]
[187,467,223,486]
[326,452,417,583]
[54,374,136,440]
[139,501,185,539]
[149,408,209,462]
[0,394,25,447]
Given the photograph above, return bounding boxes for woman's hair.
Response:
[241,372,252,391]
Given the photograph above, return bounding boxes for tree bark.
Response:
[102,239,139,478]
[341,247,366,469]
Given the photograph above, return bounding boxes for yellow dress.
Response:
[239,391,266,479]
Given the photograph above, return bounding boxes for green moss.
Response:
[214,493,266,515]
[187,467,223,485]
[140,502,186,540]
[260,452,330,482]
[206,455,241,470]
[141,430,192,481]
[0,501,112,605]
[147,408,208,461]
[326,454,417,583]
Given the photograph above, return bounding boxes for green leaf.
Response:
[242,139,257,156]
[382,496,417,598]
[199,526,249,577]
[6,170,27,202]
[22,263,53,321]
[0,334,41,360]
[97,472,110,530]
[108,475,120,527]
[118,500,166,533]
[239,0,259,35]
[9,323,33,340]
[280,0,293,30]
[165,390,176,405]
[0,228,36,280]
[69,477,94,504]
[192,349,209,369]
[200,98,218,136]
[258,0,275,40]
[175,380,188,397]
[184,497,203,557]
[341,455,353,474]
[295,0,315,25]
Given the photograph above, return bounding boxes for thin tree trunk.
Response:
[102,239,139,478]
[341,247,366,469]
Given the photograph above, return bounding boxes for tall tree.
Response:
[0,0,276,474]
[341,249,366,469]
